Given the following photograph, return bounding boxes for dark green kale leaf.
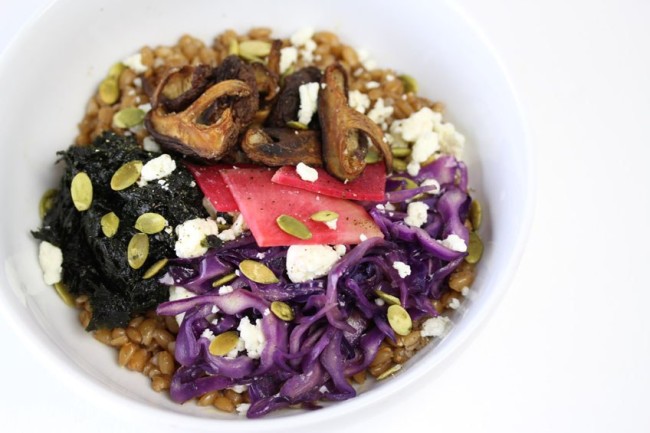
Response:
[33,132,208,330]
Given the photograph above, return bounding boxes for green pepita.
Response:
[392,158,407,172]
[99,77,120,105]
[376,364,402,380]
[391,147,411,158]
[134,212,168,234]
[365,147,382,164]
[212,272,237,288]
[70,172,93,211]
[398,74,418,94]
[276,214,312,240]
[228,39,240,56]
[100,212,120,238]
[239,40,272,58]
[107,62,126,79]
[286,120,309,130]
[374,290,401,306]
[387,304,412,336]
[271,301,294,321]
[310,210,339,223]
[53,282,75,307]
[465,231,484,264]
[470,199,482,230]
[110,160,143,191]
[39,188,58,219]
[142,258,168,280]
[127,233,149,270]
[239,260,279,284]
[113,107,146,129]
[209,331,240,356]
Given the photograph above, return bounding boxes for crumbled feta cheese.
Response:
[237,317,266,359]
[411,130,439,163]
[279,46,298,74]
[348,90,371,114]
[334,245,347,256]
[201,329,215,341]
[290,27,315,46]
[420,316,451,337]
[216,216,228,225]
[218,285,234,295]
[296,162,319,182]
[319,385,328,393]
[321,83,327,89]
[139,154,177,185]
[142,136,161,152]
[461,286,470,296]
[286,245,346,283]
[38,241,62,285]
[376,204,385,211]
[123,53,148,74]
[406,160,421,177]
[420,179,441,195]
[231,385,248,394]
[365,81,380,89]
[174,218,219,259]
[392,261,412,278]
[297,82,320,125]
[217,213,247,241]
[359,234,368,242]
[448,297,461,310]
[255,252,266,260]
[401,108,442,142]
[169,286,196,324]
[367,98,394,128]
[236,403,251,416]
[226,338,246,359]
[137,103,152,114]
[133,77,142,87]
[325,218,338,230]
[386,74,395,81]
[436,122,466,158]
[357,48,377,70]
[300,39,317,63]
[404,202,429,228]
[374,298,386,307]
[439,234,468,253]
[385,202,396,211]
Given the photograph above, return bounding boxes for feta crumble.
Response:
[237,317,266,359]
[279,46,298,74]
[348,90,371,114]
[218,285,234,295]
[231,384,248,394]
[38,241,63,285]
[325,218,338,230]
[296,162,319,182]
[174,218,219,259]
[374,298,386,307]
[392,261,412,278]
[448,297,461,310]
[217,213,247,241]
[359,234,368,242]
[420,178,441,195]
[367,98,394,129]
[201,329,215,341]
[142,136,161,152]
[297,82,320,125]
[439,234,468,253]
[357,48,377,70]
[290,27,315,46]
[123,53,148,74]
[400,107,442,142]
[436,121,466,158]
[406,159,421,177]
[137,103,152,114]
[404,201,429,228]
[236,403,251,416]
[138,154,177,185]
[420,316,451,338]
[286,245,346,283]
[411,130,440,163]
[365,81,381,89]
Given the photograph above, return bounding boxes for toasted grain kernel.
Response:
[198,391,218,406]
[213,396,236,413]
[126,326,142,343]
[126,348,150,372]
[93,329,112,345]
[118,342,137,367]
[152,374,171,392]
[158,351,175,375]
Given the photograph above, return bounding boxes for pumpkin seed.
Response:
[377,364,402,380]
[107,62,126,79]
[99,77,120,105]
[391,176,418,191]
[365,147,382,164]
[209,331,240,356]
[127,233,149,270]
[391,147,411,158]
[387,304,412,336]
[310,210,339,222]
[39,188,58,219]
[134,212,168,234]
[239,40,272,58]
[286,120,309,130]
[53,282,75,307]
[228,38,239,56]
[70,172,93,211]
[276,215,312,240]
[392,158,407,172]
[100,212,120,238]
[113,107,146,129]
[470,199,482,230]
[398,74,418,93]
[239,260,279,284]
[212,273,237,288]
[110,160,143,191]
[271,301,294,321]
[374,290,401,306]
[142,258,168,280]
[465,231,484,264]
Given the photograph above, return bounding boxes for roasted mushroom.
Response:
[318,63,392,181]
[145,77,257,161]
[241,127,322,166]
[155,65,213,113]
[266,67,322,128]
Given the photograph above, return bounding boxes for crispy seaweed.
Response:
[33,132,208,330]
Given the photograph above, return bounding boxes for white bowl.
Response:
[0,0,534,430]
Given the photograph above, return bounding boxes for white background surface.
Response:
[1,0,648,432]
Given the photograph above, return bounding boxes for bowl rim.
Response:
[0,0,536,430]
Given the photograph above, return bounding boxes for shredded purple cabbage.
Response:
[156,155,472,418]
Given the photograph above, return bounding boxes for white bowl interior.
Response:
[0,0,533,430]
